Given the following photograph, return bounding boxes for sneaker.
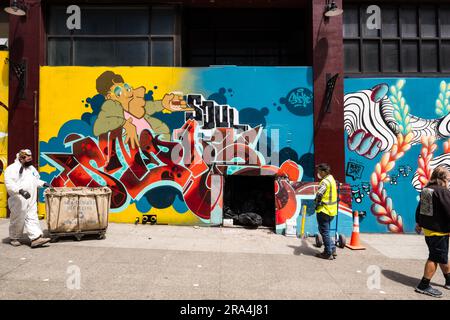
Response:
[10,239,21,247]
[315,252,334,260]
[444,283,450,290]
[415,285,443,298]
[332,249,337,257]
[31,236,51,248]
[321,249,337,258]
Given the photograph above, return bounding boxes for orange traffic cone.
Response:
[346,211,366,250]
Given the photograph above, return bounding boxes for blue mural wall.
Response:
[344,77,450,233]
[197,66,316,172]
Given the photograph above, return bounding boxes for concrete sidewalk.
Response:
[0,218,446,300]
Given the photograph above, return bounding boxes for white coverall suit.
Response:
[4,157,46,241]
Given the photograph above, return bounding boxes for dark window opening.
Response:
[344,3,450,75]
[183,8,307,67]
[223,175,275,229]
[46,5,180,66]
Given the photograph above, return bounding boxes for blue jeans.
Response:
[317,212,335,255]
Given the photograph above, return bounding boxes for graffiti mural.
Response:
[0,51,8,218]
[39,66,328,234]
[345,78,450,233]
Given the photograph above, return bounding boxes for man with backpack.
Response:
[415,166,450,298]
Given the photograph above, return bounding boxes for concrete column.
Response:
[310,0,345,182]
[8,0,45,166]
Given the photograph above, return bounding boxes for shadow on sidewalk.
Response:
[382,269,440,288]
[287,238,319,257]
[1,237,28,244]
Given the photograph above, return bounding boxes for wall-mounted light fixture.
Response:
[4,0,27,16]
[324,1,343,17]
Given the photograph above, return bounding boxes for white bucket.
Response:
[223,219,234,227]
[285,221,297,237]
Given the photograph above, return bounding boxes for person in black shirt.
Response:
[415,166,450,298]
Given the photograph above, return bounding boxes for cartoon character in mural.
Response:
[93,71,192,146]
[344,80,450,233]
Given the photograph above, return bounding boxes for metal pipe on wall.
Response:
[33,90,37,166]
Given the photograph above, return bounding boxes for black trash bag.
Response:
[223,206,237,219]
[237,212,262,228]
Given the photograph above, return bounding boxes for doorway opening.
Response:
[223,175,275,229]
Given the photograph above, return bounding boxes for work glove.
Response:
[314,194,323,210]
[19,189,31,200]
[43,182,51,188]
[314,201,323,211]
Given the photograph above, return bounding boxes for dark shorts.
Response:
[425,235,449,264]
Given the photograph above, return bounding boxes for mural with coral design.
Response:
[345,78,450,233]
[38,66,352,235]
[0,51,8,218]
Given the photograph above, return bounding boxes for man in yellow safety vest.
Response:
[314,163,338,260]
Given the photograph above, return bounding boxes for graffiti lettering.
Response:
[185,94,248,131]
[387,165,412,185]
[45,108,299,224]
[346,161,364,181]
[351,182,371,203]
[280,87,313,116]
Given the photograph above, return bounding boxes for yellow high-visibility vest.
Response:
[316,174,338,217]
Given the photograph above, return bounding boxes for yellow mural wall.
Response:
[0,51,8,218]
[39,67,201,224]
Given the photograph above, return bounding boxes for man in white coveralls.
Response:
[4,149,51,248]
